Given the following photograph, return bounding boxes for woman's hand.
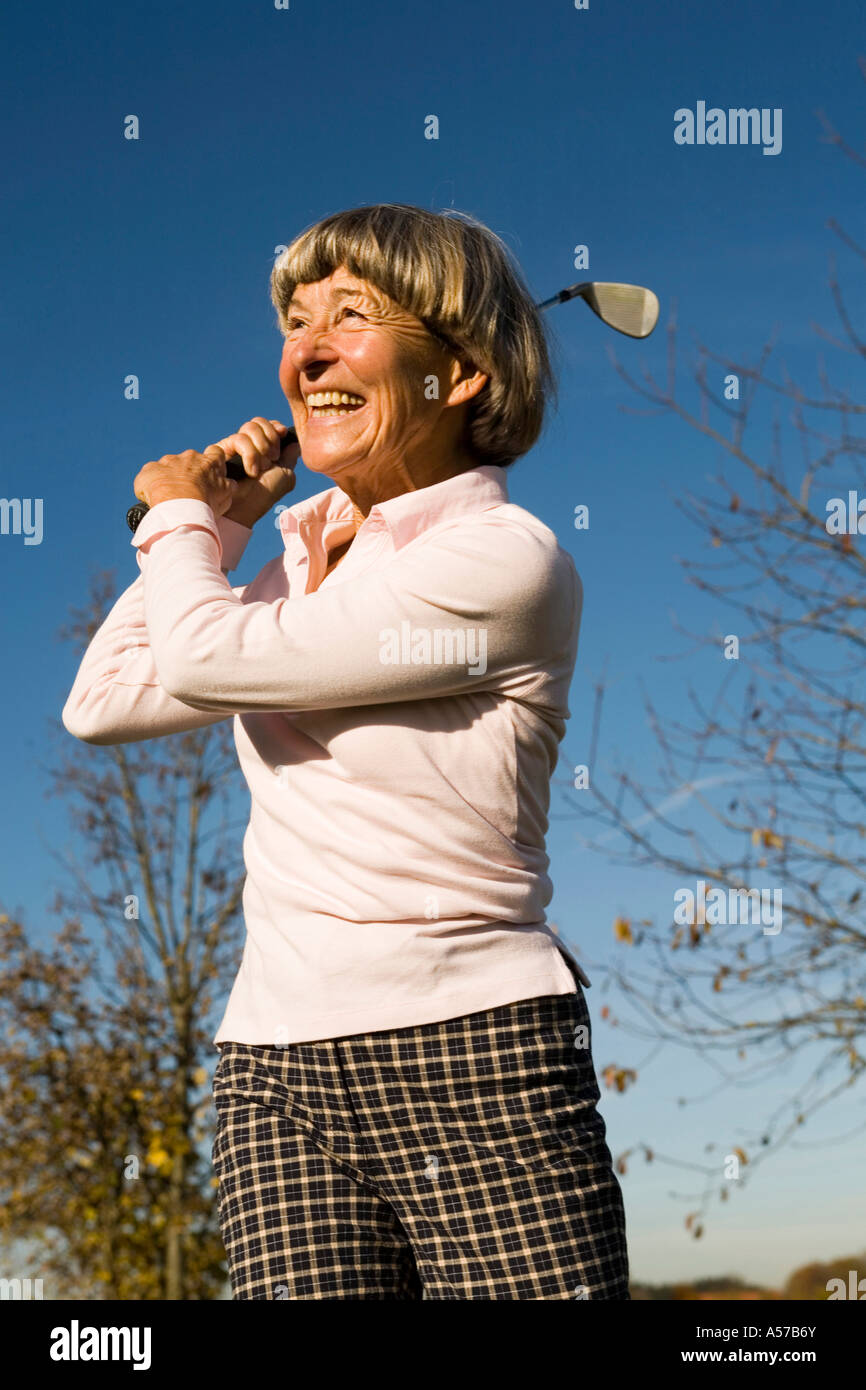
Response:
[213,418,299,530]
[132,418,299,527]
[133,448,236,515]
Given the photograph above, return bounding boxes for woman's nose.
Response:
[289,317,339,358]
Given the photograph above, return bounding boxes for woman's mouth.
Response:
[305,390,367,420]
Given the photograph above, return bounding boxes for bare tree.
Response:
[0,574,247,1299]
[562,73,866,1233]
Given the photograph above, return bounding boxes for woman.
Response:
[62,202,630,1300]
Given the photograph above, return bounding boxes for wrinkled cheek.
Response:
[398,401,436,442]
[278,343,295,397]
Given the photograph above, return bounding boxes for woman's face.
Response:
[278,265,484,495]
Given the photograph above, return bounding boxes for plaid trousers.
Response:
[211,983,630,1300]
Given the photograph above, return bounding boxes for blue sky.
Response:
[2,0,865,1286]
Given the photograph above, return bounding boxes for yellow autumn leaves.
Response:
[752,828,784,850]
[146,1138,173,1176]
[602,1065,637,1093]
[145,1130,195,1176]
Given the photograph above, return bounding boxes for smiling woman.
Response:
[273,262,491,514]
[270,202,556,473]
[62,201,629,1303]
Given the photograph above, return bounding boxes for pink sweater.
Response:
[62,464,587,1043]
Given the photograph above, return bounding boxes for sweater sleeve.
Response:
[131,497,581,716]
[61,510,255,745]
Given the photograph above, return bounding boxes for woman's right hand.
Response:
[206,417,299,529]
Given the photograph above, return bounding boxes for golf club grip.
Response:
[125,427,298,533]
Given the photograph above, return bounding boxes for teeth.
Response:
[306,391,365,407]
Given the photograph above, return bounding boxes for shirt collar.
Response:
[278,464,509,554]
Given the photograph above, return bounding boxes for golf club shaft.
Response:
[537,287,579,311]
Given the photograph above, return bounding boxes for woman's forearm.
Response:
[61,514,253,744]
[133,498,581,716]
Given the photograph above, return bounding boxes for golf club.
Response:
[125,279,659,533]
[536,280,660,338]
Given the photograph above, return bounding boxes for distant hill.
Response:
[630,1276,776,1301]
[630,1251,866,1301]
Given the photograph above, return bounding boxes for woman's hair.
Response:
[270,203,557,469]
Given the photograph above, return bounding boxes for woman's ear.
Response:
[447,359,489,406]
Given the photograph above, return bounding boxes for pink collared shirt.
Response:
[62,464,586,1043]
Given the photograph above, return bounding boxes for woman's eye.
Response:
[285,308,365,333]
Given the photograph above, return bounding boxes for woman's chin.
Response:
[300,448,359,478]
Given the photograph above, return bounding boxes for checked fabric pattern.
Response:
[212,987,630,1300]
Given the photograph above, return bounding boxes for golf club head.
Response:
[580,282,659,338]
